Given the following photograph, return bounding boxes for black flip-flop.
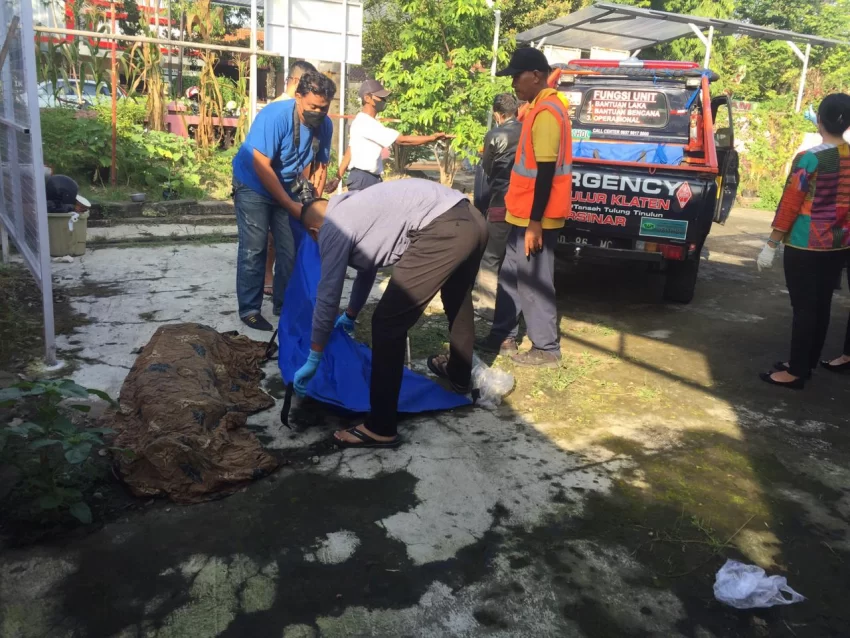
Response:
[426,354,470,394]
[333,426,402,449]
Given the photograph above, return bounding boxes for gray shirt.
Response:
[312,178,465,347]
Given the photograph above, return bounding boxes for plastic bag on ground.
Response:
[471,354,515,409]
[714,559,805,610]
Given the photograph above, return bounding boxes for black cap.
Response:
[358,79,391,100]
[496,47,551,77]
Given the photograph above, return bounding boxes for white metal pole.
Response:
[486,8,501,130]
[249,0,258,124]
[703,25,714,69]
[284,0,290,82]
[339,0,348,193]
[34,25,276,56]
[795,43,811,113]
[20,0,57,366]
[490,9,501,77]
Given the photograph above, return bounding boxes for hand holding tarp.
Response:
[294,350,323,397]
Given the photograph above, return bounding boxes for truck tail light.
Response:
[660,245,686,261]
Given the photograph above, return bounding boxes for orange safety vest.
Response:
[505,93,572,221]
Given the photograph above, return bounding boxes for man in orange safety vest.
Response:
[475,47,572,368]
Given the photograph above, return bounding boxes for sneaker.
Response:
[241,313,274,332]
[273,304,282,317]
[474,335,518,356]
[511,348,560,368]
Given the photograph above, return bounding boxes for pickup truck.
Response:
[551,59,739,303]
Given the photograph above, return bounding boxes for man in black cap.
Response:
[336,78,450,191]
[475,47,572,368]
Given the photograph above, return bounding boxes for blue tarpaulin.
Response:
[572,141,684,165]
[278,219,471,413]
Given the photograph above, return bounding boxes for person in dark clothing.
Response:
[475,93,522,319]
[292,179,488,448]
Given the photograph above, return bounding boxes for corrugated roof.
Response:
[517,2,848,51]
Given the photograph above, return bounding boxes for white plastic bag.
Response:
[471,354,514,409]
[714,559,805,610]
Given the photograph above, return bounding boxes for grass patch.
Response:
[534,352,601,394]
[635,385,662,402]
[563,318,617,338]
[353,304,450,359]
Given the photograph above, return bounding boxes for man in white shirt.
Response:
[337,79,449,191]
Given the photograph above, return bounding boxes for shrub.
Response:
[0,380,117,524]
[41,108,111,183]
[40,107,205,198]
[91,96,148,129]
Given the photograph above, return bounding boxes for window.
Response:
[713,101,733,149]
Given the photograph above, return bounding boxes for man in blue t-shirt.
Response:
[232,70,335,331]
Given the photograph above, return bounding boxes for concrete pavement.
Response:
[2,208,849,637]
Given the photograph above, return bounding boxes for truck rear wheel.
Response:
[664,257,700,304]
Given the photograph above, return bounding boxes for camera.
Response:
[290,175,317,205]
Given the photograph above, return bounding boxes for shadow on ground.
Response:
[1,209,849,637]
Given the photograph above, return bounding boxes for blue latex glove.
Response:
[804,104,817,126]
[294,350,323,397]
[335,311,356,335]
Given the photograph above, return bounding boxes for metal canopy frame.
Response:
[517,2,849,112]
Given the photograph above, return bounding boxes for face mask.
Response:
[302,110,326,130]
[373,99,387,114]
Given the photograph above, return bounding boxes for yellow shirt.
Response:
[506,88,569,230]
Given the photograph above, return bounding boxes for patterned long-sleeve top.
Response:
[771,142,850,250]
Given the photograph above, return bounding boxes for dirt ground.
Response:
[1,208,849,637]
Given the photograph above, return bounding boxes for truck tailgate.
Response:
[568,164,714,245]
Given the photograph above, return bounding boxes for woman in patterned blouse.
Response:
[756,93,850,389]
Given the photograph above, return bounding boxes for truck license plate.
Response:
[561,235,630,250]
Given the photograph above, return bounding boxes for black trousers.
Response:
[370,201,489,436]
[346,168,382,192]
[784,247,848,377]
[479,219,511,277]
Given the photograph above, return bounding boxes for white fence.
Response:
[0,0,56,365]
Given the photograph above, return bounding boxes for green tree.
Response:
[362,0,406,72]
[377,0,510,185]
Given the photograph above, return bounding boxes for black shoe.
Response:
[759,371,805,390]
[241,314,273,331]
[772,362,812,380]
[273,304,282,317]
[474,335,518,356]
[820,358,850,373]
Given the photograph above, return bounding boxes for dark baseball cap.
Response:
[496,47,551,77]
[358,79,391,100]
